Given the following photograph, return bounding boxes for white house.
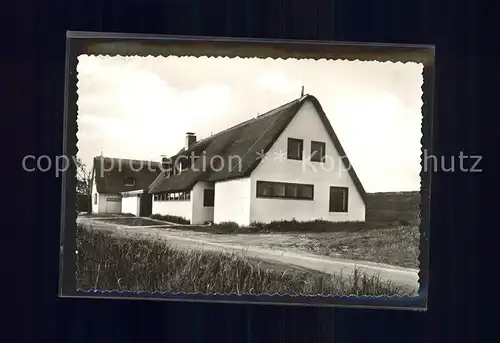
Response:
[91,157,161,215]
[148,94,367,226]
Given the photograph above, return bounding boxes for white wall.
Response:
[96,193,122,214]
[191,182,215,225]
[91,174,122,214]
[152,198,192,221]
[214,178,252,226]
[122,196,140,216]
[250,99,366,223]
[91,175,98,213]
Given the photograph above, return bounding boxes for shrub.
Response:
[121,213,136,217]
[150,214,190,225]
[203,219,369,234]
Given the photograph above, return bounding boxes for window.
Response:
[154,191,191,201]
[256,182,272,197]
[329,187,348,212]
[203,189,215,207]
[272,183,286,197]
[256,181,314,200]
[123,177,136,186]
[93,194,97,205]
[310,141,326,163]
[210,156,223,170]
[299,184,314,199]
[180,159,189,171]
[287,138,303,160]
[285,184,302,197]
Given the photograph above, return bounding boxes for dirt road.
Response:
[76,216,420,290]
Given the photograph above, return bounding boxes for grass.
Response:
[275,225,420,269]
[79,212,136,218]
[150,214,190,225]
[95,217,166,227]
[76,225,415,296]
[365,191,420,227]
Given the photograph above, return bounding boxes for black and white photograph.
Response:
[62,36,433,305]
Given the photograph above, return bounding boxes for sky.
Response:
[76,55,423,192]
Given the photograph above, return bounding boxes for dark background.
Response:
[9,0,483,342]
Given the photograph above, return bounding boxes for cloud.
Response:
[77,56,242,167]
[254,71,302,95]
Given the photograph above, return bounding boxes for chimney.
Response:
[185,132,196,150]
[161,155,171,174]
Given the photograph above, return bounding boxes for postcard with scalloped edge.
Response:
[59,32,434,310]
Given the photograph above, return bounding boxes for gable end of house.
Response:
[148,94,367,205]
[217,95,367,204]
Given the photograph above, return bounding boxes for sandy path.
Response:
[76,217,419,290]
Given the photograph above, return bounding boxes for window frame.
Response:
[256,181,314,200]
[310,141,326,163]
[203,189,215,207]
[287,138,304,161]
[329,186,349,212]
[123,177,136,187]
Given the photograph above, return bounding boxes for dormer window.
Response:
[164,168,172,178]
[178,157,191,172]
[180,162,188,173]
[123,177,136,186]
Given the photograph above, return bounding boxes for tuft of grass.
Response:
[79,212,136,218]
[96,217,166,227]
[150,214,190,225]
[251,219,370,233]
[187,219,376,234]
[76,225,415,296]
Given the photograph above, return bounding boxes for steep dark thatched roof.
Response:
[148,94,367,203]
[92,157,162,194]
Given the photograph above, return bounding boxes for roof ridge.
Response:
[94,156,161,164]
[190,117,256,148]
[177,97,301,155]
[256,98,300,118]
